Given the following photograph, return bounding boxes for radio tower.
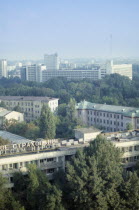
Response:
[110,34,113,65]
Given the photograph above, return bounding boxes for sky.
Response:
[0,0,139,60]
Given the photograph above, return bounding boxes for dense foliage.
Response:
[0,74,139,107]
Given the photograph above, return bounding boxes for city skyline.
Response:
[1,0,139,59]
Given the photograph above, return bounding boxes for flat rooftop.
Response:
[0,96,58,102]
[74,127,101,133]
[102,130,139,143]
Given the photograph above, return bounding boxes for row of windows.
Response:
[122,156,139,163]
[88,111,123,119]
[1,157,61,170]
[6,101,34,106]
[88,117,123,126]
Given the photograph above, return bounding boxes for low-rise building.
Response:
[0,108,24,126]
[74,127,101,142]
[0,96,59,122]
[76,100,139,132]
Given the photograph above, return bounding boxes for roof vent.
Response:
[122,109,125,112]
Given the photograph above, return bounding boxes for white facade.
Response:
[0,96,59,122]
[44,53,59,71]
[0,59,8,78]
[103,61,132,80]
[42,69,101,81]
[0,108,24,126]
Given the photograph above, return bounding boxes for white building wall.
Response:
[0,59,8,78]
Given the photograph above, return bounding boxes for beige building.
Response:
[103,130,139,169]
[0,108,24,126]
[76,100,139,132]
[0,96,59,122]
[74,127,101,142]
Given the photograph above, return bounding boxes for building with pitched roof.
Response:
[76,100,139,132]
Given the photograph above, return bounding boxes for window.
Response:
[103,119,105,123]
[121,115,123,119]
[121,122,123,127]
[47,158,54,162]
[103,113,105,117]
[110,121,112,125]
[117,115,119,119]
[110,114,112,117]
[107,120,109,124]
[107,113,109,117]
[47,168,55,173]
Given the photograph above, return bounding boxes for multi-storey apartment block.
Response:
[1,129,139,188]
[76,100,139,132]
[0,134,87,188]
[0,96,59,122]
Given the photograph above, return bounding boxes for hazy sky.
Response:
[0,0,139,60]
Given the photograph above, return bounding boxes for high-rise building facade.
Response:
[0,59,8,78]
[44,53,59,71]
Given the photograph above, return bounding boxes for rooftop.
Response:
[0,131,32,144]
[76,100,139,117]
[74,127,101,133]
[102,130,139,143]
[0,96,58,102]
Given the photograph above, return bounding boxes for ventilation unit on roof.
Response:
[122,109,125,112]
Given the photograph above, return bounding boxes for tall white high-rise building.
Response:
[0,59,8,78]
[44,53,59,71]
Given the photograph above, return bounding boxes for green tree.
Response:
[0,173,24,210]
[13,105,22,112]
[13,164,64,210]
[120,172,139,210]
[39,104,56,139]
[126,123,133,130]
[0,137,9,146]
[0,101,7,108]
[64,135,123,210]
